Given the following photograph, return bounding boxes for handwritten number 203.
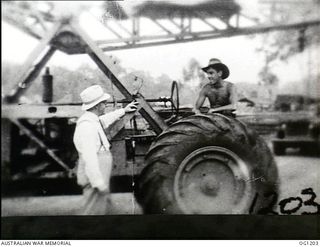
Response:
[250,187,320,215]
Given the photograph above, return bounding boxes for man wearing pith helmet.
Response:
[73,85,138,215]
[195,58,237,116]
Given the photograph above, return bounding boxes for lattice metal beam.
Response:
[3,21,62,103]
[4,2,319,55]
[2,1,55,40]
[96,19,320,52]
[70,19,167,133]
[3,15,168,135]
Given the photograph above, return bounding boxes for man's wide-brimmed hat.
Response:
[201,58,230,79]
[80,85,111,111]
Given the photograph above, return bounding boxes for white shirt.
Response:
[73,109,125,190]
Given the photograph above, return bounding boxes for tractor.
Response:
[1,11,280,214]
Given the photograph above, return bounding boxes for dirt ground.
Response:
[2,150,319,216]
[1,193,142,216]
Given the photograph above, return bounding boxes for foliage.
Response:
[2,57,197,106]
[183,58,201,81]
[182,58,206,88]
[125,0,240,21]
[102,1,128,21]
[256,0,320,85]
[258,65,278,86]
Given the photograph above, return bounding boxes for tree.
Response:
[182,58,206,88]
[2,54,197,107]
[258,64,278,86]
[255,0,320,85]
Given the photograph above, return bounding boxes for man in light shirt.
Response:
[73,85,138,215]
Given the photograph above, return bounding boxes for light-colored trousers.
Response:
[81,151,113,215]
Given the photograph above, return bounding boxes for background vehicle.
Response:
[272,111,320,156]
[272,94,320,155]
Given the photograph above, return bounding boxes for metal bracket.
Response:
[9,118,72,173]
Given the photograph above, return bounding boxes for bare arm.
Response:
[195,88,207,114]
[229,83,237,106]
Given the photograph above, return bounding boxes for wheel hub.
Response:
[173,146,253,214]
[200,175,220,197]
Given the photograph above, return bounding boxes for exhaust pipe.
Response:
[42,67,53,103]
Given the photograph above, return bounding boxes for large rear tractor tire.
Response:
[135,114,279,214]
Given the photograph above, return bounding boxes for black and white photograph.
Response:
[1,0,320,240]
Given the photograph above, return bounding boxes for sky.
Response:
[2,0,319,90]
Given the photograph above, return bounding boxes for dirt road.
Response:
[273,153,319,215]
[2,152,319,216]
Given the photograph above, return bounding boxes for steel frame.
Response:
[9,118,72,173]
[96,19,320,51]
[3,2,319,53]
[3,16,167,172]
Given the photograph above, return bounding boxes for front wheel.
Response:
[135,114,279,214]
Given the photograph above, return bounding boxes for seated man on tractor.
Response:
[195,58,237,116]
